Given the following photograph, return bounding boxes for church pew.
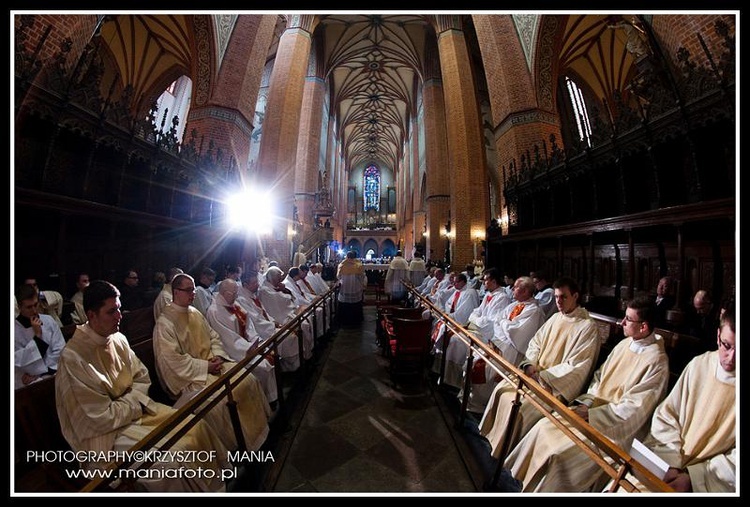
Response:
[14,376,89,491]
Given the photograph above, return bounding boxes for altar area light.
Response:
[225,189,274,235]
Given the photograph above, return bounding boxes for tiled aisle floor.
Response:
[270,305,477,493]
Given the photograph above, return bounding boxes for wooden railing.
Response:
[80,286,337,492]
[408,283,672,493]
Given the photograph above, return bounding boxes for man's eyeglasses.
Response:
[174,287,196,294]
[622,315,644,324]
[719,339,735,352]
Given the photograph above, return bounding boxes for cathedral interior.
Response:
[13,12,737,494]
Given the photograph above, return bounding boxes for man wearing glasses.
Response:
[119,269,144,312]
[153,273,272,454]
[503,297,670,491]
[631,308,736,492]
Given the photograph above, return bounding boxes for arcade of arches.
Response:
[14,12,736,313]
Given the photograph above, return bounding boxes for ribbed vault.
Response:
[99,15,193,108]
[318,15,431,172]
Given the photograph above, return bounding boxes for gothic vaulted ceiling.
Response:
[99,14,637,175]
[318,15,431,173]
[100,15,192,109]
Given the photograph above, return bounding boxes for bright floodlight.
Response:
[226,189,273,234]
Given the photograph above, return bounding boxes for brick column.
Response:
[436,16,489,269]
[295,75,326,241]
[255,16,317,268]
[422,77,450,265]
[187,15,276,179]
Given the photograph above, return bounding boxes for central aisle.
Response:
[270,304,477,493]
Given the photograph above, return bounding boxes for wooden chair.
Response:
[386,317,432,381]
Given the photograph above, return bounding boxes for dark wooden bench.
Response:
[14,377,88,492]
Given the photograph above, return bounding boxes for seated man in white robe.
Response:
[237,270,302,374]
[430,273,480,388]
[479,277,600,460]
[259,266,314,370]
[69,272,90,324]
[153,274,271,454]
[311,262,335,319]
[416,267,436,294]
[430,271,456,308]
[298,264,330,334]
[56,280,228,492]
[284,267,325,339]
[613,308,736,493]
[383,250,410,303]
[309,263,331,295]
[505,297,670,492]
[532,270,556,320]
[192,267,216,317]
[153,267,184,321]
[466,276,546,413]
[466,268,512,343]
[14,283,65,389]
[21,277,65,327]
[205,279,278,405]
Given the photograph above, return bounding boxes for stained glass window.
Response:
[364,165,380,212]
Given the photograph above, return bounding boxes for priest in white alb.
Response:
[505,297,670,492]
[56,280,228,492]
[284,267,325,339]
[430,273,480,389]
[205,279,278,404]
[618,308,735,493]
[465,276,545,414]
[237,270,303,373]
[259,266,314,370]
[153,274,271,453]
[479,277,600,459]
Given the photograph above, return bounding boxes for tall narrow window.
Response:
[364,165,380,212]
[565,76,592,147]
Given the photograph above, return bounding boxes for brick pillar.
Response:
[187,16,276,180]
[422,78,450,265]
[436,16,489,269]
[255,16,317,268]
[295,75,326,241]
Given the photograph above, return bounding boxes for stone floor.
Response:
[268,304,478,493]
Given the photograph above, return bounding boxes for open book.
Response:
[629,438,669,480]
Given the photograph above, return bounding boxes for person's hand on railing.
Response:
[207,356,224,375]
[524,364,540,381]
[571,404,589,422]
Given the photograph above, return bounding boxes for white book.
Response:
[629,438,669,480]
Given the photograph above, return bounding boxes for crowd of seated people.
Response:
[14,257,341,492]
[15,258,734,493]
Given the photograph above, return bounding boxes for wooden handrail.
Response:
[80,286,337,492]
[408,283,672,493]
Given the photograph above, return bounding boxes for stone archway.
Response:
[346,238,362,257]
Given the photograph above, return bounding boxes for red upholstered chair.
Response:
[386,317,432,380]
